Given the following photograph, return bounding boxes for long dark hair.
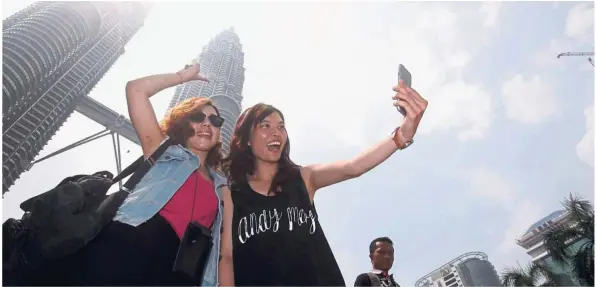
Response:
[222,103,299,194]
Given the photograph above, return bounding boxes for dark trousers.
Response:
[68,215,193,286]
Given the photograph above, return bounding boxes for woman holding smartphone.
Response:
[218,79,428,285]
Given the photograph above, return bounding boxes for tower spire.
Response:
[167,29,245,154]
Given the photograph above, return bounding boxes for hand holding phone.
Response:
[396,64,412,116]
[391,64,429,149]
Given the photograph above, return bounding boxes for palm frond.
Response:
[571,240,594,286]
[528,262,560,286]
[543,225,582,266]
[563,194,594,239]
[563,193,594,218]
[502,267,534,287]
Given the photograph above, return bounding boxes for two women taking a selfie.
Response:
[68,62,427,286]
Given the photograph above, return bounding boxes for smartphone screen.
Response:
[397,64,412,116]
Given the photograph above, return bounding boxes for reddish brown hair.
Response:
[222,103,299,195]
[159,97,223,169]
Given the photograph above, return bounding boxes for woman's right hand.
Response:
[126,64,206,159]
[177,63,209,83]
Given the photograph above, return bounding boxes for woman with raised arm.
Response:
[218,80,428,286]
[73,64,228,286]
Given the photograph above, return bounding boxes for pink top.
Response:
[159,171,218,239]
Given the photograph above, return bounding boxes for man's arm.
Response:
[354,273,372,286]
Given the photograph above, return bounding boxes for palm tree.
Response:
[501,261,560,286]
[543,194,594,286]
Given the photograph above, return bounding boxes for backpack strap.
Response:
[96,138,173,221]
[111,137,174,187]
[367,272,383,286]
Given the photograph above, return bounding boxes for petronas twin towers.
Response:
[168,29,245,153]
[2,2,245,193]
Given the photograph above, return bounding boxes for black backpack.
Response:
[3,139,172,285]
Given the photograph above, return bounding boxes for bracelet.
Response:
[392,127,405,149]
[391,127,413,150]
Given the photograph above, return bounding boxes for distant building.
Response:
[166,28,245,154]
[516,210,583,285]
[414,252,501,287]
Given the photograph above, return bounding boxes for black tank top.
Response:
[231,176,345,286]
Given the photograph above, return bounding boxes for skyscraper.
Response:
[2,2,152,193]
[415,252,501,287]
[167,28,245,154]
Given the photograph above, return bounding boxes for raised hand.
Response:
[392,80,428,142]
[176,63,209,83]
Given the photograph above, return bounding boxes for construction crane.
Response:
[556,52,595,67]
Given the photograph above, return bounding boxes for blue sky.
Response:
[2,1,594,285]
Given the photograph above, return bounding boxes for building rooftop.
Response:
[414,252,489,287]
[523,209,565,236]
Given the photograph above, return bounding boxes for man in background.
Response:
[354,237,400,287]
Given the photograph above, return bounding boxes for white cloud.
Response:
[419,80,493,141]
[565,3,594,41]
[576,106,594,168]
[465,167,517,205]
[418,8,458,33]
[480,1,503,28]
[389,5,499,142]
[264,3,502,146]
[501,74,560,124]
[532,3,593,70]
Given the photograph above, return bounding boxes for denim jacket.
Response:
[113,142,227,286]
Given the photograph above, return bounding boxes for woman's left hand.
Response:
[392,80,428,142]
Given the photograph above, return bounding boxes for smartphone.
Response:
[396,64,412,116]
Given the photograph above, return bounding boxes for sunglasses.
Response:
[188,112,225,128]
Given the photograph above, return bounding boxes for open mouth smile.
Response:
[267,141,281,152]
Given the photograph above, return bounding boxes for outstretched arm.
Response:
[302,80,427,196]
[125,64,208,158]
[302,137,398,193]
